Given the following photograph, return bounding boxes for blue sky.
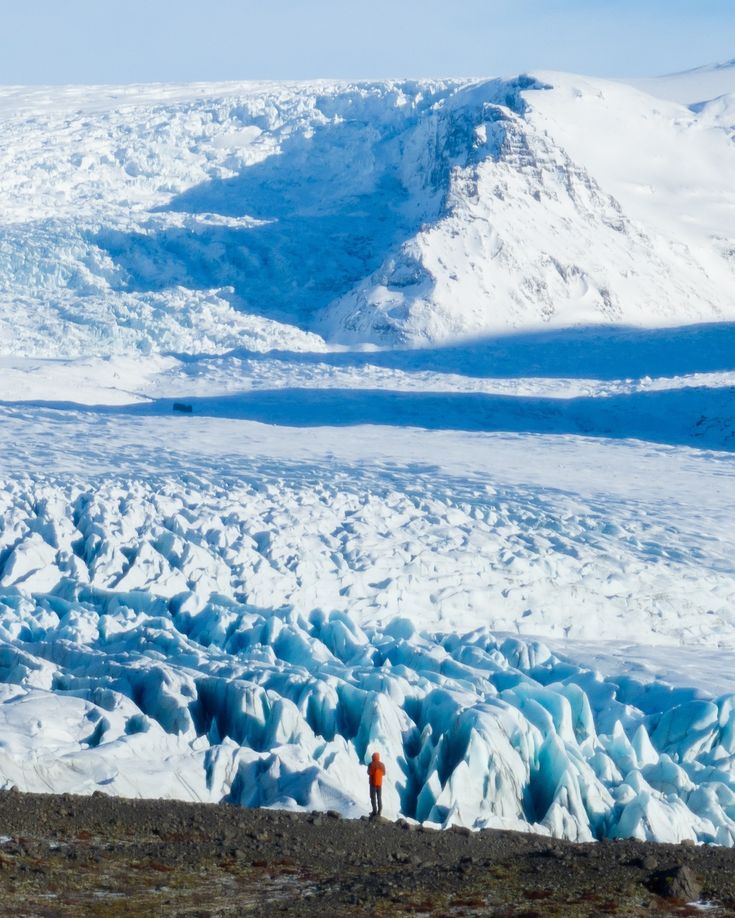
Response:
[1,0,733,84]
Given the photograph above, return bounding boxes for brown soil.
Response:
[0,789,734,916]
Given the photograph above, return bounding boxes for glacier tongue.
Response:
[1,470,732,648]
[0,595,734,845]
[2,65,735,848]
[0,458,732,846]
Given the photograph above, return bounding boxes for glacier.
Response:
[2,585,735,845]
[1,68,734,353]
[0,437,733,845]
[1,61,735,845]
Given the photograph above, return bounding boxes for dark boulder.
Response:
[648,864,701,901]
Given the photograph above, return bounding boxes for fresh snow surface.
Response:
[1,68,735,844]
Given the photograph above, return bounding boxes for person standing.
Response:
[367,751,386,817]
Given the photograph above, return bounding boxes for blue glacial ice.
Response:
[1,586,735,845]
[0,463,732,846]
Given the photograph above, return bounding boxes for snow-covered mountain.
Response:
[1,65,735,845]
[1,67,734,351]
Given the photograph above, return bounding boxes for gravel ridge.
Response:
[0,789,734,916]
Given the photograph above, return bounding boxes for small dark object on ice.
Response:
[173,402,193,414]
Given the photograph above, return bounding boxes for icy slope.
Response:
[326,75,735,342]
[1,71,734,350]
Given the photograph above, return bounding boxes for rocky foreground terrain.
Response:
[0,791,733,915]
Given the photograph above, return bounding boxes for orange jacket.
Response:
[368,755,386,787]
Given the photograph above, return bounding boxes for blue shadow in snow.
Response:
[92,112,443,331]
[197,321,735,382]
[10,385,735,451]
[91,77,542,334]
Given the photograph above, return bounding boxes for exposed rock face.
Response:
[648,864,702,902]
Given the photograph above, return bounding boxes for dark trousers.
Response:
[370,785,382,815]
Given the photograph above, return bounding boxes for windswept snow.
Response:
[625,58,735,106]
[2,66,735,844]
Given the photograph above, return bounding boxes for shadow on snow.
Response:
[92,114,437,331]
[7,385,734,451]
[195,321,735,382]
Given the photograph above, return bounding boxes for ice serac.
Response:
[0,454,732,847]
[0,557,735,845]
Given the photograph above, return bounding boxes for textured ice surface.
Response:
[1,70,734,352]
[0,467,732,645]
[2,65,735,843]
[0,452,732,843]
[1,594,735,844]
